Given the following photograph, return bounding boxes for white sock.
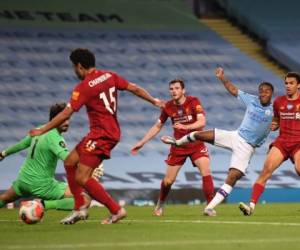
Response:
[249,202,255,210]
[176,131,197,145]
[206,183,233,209]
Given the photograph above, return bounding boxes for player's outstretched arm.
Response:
[131,121,163,155]
[0,135,32,161]
[215,67,238,97]
[29,106,74,137]
[126,83,165,109]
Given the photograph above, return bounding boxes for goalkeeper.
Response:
[0,103,103,210]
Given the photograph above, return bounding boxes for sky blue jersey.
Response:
[237,90,273,147]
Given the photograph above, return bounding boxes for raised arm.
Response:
[131,121,164,155]
[29,106,74,137]
[215,67,238,97]
[127,82,165,109]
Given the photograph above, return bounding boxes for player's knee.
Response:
[163,178,174,186]
[75,173,88,186]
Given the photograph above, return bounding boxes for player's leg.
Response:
[205,133,253,216]
[64,148,87,211]
[0,187,19,208]
[204,168,243,216]
[246,146,284,215]
[42,183,79,211]
[163,130,215,146]
[74,162,125,224]
[154,163,182,216]
[193,154,215,203]
[293,149,300,176]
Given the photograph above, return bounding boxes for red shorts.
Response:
[165,143,209,166]
[270,137,300,163]
[76,136,118,168]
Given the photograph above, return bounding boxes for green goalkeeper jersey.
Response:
[5,128,69,184]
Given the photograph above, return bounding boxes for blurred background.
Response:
[0,0,299,205]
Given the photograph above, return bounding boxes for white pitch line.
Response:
[2,218,300,227]
[4,238,300,249]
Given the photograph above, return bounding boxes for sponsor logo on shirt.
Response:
[72,91,80,101]
[88,73,112,87]
[280,111,300,120]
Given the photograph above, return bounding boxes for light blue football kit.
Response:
[214,90,273,174]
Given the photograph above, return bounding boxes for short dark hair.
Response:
[169,79,185,89]
[69,48,96,69]
[285,72,300,83]
[49,102,67,121]
[259,82,274,92]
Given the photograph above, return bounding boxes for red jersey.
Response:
[159,96,205,150]
[69,69,129,141]
[273,95,300,142]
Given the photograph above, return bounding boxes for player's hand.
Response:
[160,135,178,146]
[154,98,165,109]
[270,121,279,131]
[92,162,104,180]
[215,67,225,80]
[173,123,187,130]
[0,151,6,161]
[131,142,144,155]
[29,128,44,137]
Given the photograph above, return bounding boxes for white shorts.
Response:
[214,129,255,174]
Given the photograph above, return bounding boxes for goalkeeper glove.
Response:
[92,162,104,180]
[0,151,6,161]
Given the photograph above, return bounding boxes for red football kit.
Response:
[69,69,129,167]
[159,96,209,166]
[271,95,300,161]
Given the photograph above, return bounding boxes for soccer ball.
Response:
[19,200,44,224]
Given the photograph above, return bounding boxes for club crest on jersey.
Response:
[265,109,272,116]
[178,109,183,116]
[287,104,293,110]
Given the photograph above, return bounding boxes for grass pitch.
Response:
[1,203,300,250]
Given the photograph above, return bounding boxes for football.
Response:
[19,200,44,224]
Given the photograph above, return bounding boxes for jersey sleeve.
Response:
[158,108,169,124]
[5,135,32,156]
[69,83,90,112]
[237,90,257,106]
[192,98,205,117]
[47,130,69,161]
[114,73,129,90]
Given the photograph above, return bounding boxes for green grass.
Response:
[1,204,300,250]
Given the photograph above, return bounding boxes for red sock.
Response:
[84,178,120,214]
[64,165,85,210]
[202,175,215,203]
[159,180,171,202]
[250,183,265,204]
